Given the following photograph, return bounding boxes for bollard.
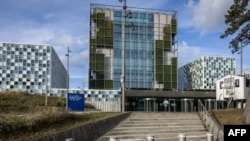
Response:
[206,133,214,141]
[178,133,186,141]
[147,134,155,141]
[110,136,119,141]
[65,138,74,141]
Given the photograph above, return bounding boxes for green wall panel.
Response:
[105,80,113,89]
[156,65,163,73]
[164,73,171,81]
[156,48,163,57]
[89,80,96,89]
[156,57,163,65]
[96,71,104,79]
[96,62,104,71]
[164,82,172,89]
[156,73,163,82]
[96,80,104,89]
[90,62,96,70]
[172,82,177,88]
[155,40,163,48]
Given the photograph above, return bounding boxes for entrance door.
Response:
[169,99,176,112]
[143,98,156,112]
[181,99,194,112]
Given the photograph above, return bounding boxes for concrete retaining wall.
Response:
[32,112,131,141]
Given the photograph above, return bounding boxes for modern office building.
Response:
[243,70,250,79]
[0,42,67,94]
[89,4,178,90]
[178,56,236,90]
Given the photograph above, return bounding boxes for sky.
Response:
[0,0,250,89]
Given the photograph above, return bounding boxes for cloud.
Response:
[186,0,234,34]
[178,41,201,67]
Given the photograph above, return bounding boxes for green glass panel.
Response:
[156,73,163,82]
[156,57,163,65]
[164,82,172,89]
[172,25,177,34]
[171,19,177,25]
[155,40,163,48]
[172,74,177,81]
[172,57,177,66]
[106,29,113,37]
[96,80,104,89]
[172,82,177,89]
[164,65,171,73]
[156,48,163,57]
[164,41,171,49]
[96,62,104,71]
[96,71,104,79]
[90,53,96,62]
[156,65,163,73]
[172,65,177,74]
[106,21,113,29]
[89,80,96,89]
[97,13,105,19]
[105,80,113,89]
[90,61,96,70]
[97,28,105,37]
[164,73,171,81]
[106,37,113,45]
[97,19,105,27]
[90,39,96,45]
[164,26,171,33]
[97,37,105,45]
[164,34,171,41]
[96,54,104,61]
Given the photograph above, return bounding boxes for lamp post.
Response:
[119,0,127,112]
[65,46,71,110]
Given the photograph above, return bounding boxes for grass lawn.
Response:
[211,108,246,125]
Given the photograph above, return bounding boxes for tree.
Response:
[220,0,250,53]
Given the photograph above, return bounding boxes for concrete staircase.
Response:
[97,112,207,141]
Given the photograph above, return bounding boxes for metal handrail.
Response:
[198,99,224,141]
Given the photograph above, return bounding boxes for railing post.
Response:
[147,134,155,141]
[206,133,214,141]
[178,133,186,141]
[110,136,119,141]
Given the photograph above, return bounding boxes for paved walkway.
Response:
[97,112,207,141]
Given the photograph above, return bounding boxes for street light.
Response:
[119,0,133,112]
[65,46,71,110]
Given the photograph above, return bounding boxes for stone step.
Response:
[99,132,207,141]
[96,112,206,141]
[114,125,204,131]
[107,128,206,135]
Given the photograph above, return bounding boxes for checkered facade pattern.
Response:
[178,56,236,90]
[0,42,67,94]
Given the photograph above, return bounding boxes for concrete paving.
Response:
[97,112,207,141]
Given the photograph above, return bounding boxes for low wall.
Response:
[32,112,131,141]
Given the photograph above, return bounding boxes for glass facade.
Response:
[113,11,154,89]
[89,4,178,90]
[178,56,236,90]
[0,42,67,94]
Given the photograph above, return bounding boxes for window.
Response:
[235,79,240,87]
[220,81,223,89]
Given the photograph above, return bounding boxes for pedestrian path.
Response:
[97,112,207,141]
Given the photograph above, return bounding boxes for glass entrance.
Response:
[143,98,156,112]
[181,99,194,112]
[169,99,176,112]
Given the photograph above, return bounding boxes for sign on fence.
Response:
[67,93,84,111]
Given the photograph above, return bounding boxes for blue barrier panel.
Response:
[67,93,84,111]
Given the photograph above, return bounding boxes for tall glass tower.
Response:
[89,4,178,90]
